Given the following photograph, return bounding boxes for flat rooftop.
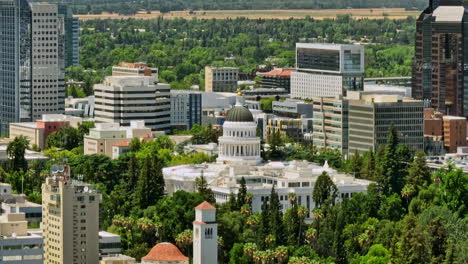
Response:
[296,43,363,50]
[433,6,464,22]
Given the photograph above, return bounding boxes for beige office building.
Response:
[42,165,100,264]
[112,62,158,80]
[84,121,152,158]
[348,93,424,153]
[312,96,349,155]
[205,67,239,92]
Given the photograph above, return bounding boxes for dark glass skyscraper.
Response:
[412,0,468,116]
[58,4,79,67]
[0,0,32,135]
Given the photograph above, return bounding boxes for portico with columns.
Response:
[217,100,262,165]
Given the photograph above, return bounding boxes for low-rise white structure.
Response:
[84,121,153,158]
[163,102,372,220]
[184,143,218,156]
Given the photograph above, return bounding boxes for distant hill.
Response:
[52,0,428,15]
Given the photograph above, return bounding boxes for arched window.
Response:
[205,228,213,239]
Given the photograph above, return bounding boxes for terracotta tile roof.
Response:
[193,220,206,225]
[113,141,130,147]
[258,68,296,78]
[140,134,155,142]
[195,201,216,210]
[142,242,189,262]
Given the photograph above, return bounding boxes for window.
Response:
[205,228,213,239]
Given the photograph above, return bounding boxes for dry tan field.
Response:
[74,8,419,21]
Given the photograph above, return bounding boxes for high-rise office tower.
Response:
[30,3,66,120]
[0,1,67,135]
[0,0,33,135]
[42,164,100,264]
[413,0,468,116]
[291,43,364,100]
[58,4,79,67]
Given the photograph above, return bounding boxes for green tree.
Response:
[433,164,468,215]
[129,138,142,152]
[260,97,275,113]
[313,172,338,208]
[347,150,363,178]
[397,214,430,264]
[350,244,390,264]
[46,126,82,150]
[258,196,270,249]
[135,155,165,208]
[268,130,284,160]
[378,194,405,221]
[175,229,193,257]
[229,243,249,264]
[195,174,216,204]
[237,176,248,208]
[268,185,284,247]
[378,123,401,195]
[7,136,30,172]
[360,150,376,180]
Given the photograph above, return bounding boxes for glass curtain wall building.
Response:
[0,0,32,135]
[58,4,79,67]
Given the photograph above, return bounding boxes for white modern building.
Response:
[31,3,66,120]
[94,76,171,132]
[163,101,372,220]
[291,43,364,100]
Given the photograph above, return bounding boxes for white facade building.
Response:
[291,43,364,100]
[31,3,66,120]
[193,202,217,264]
[94,76,171,132]
[163,102,372,220]
[291,72,345,99]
